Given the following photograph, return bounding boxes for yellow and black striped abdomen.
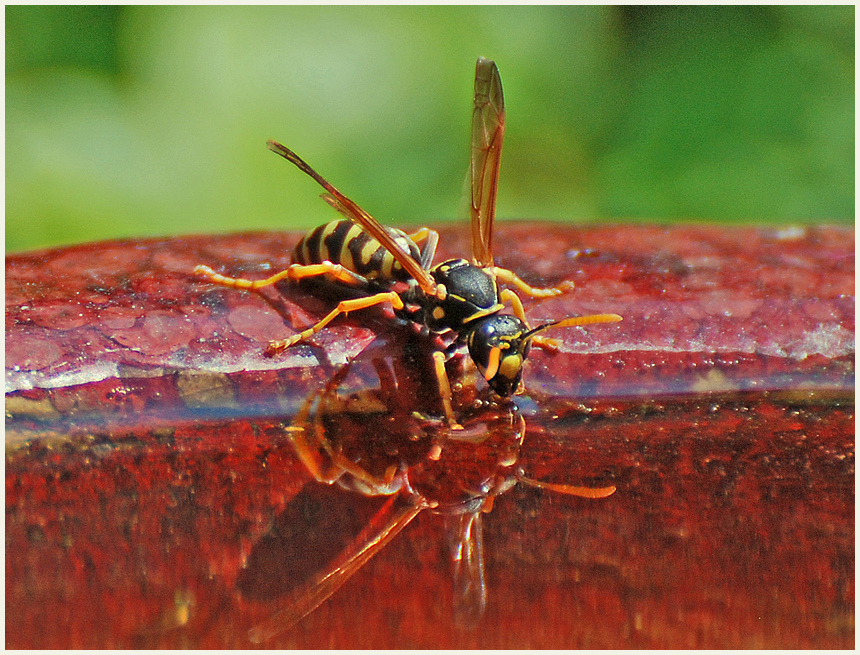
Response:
[292,219,421,282]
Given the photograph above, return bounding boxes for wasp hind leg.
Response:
[194,262,394,355]
[194,261,369,291]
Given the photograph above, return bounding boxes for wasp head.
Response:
[466,312,622,397]
[466,314,532,397]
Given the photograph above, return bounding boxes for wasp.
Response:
[195,58,622,425]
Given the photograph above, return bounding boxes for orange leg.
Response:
[432,350,462,433]
[266,291,404,355]
[498,285,621,352]
[194,261,367,290]
[498,287,560,350]
[283,375,348,485]
[489,266,576,297]
[499,288,531,328]
[516,471,617,499]
[405,227,434,244]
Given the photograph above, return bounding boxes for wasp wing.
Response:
[267,140,437,294]
[248,494,425,643]
[470,58,506,269]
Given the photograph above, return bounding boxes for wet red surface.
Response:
[5,223,854,648]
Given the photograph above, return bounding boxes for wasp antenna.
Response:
[525,313,623,341]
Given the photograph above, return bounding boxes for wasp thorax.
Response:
[467,314,532,397]
[426,259,500,331]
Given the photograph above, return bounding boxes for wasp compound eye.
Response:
[467,314,530,397]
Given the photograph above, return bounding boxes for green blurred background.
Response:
[6,6,854,253]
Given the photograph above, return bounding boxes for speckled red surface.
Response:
[6,223,854,648]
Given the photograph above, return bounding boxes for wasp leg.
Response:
[499,288,532,329]
[266,291,405,355]
[529,334,563,351]
[498,286,568,349]
[432,350,463,434]
[194,262,367,290]
[498,287,566,349]
[489,266,576,297]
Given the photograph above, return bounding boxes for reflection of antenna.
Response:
[517,470,617,499]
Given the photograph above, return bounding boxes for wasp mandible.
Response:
[195,58,622,424]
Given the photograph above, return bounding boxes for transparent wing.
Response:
[248,494,425,643]
[267,140,437,294]
[470,57,506,268]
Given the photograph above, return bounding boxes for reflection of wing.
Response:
[248,494,425,643]
[470,58,506,268]
[446,509,487,626]
[266,140,437,294]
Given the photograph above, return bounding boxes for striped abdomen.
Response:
[292,219,422,282]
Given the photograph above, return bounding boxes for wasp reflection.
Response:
[239,331,615,643]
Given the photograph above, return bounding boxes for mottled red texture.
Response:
[5,224,854,648]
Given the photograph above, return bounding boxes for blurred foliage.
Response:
[5,5,854,252]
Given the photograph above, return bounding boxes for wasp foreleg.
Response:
[498,288,531,329]
[497,287,562,349]
[432,350,463,434]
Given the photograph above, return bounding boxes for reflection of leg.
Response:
[516,471,617,499]
[286,387,346,485]
[288,362,400,492]
[287,422,345,485]
[266,291,404,355]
